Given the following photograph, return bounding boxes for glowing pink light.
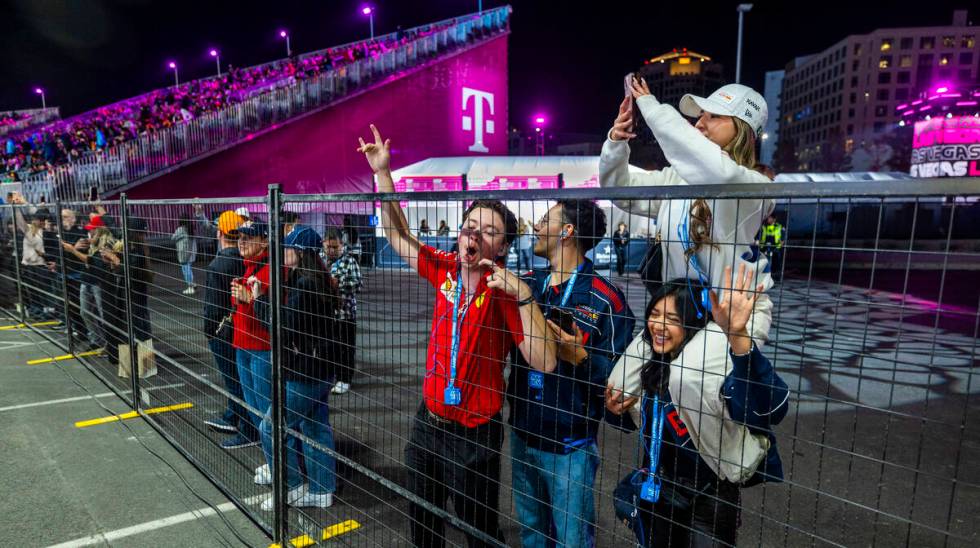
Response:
[34,88,43,94]
[940,93,962,98]
[911,100,923,106]
[935,86,949,93]
[903,110,915,116]
[168,61,176,69]
[896,103,908,110]
[362,6,373,15]
[919,105,932,111]
[956,101,978,106]
[279,30,287,38]
[209,49,218,57]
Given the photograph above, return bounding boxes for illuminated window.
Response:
[880,39,892,52]
[920,37,934,50]
[963,36,976,48]
[942,35,955,47]
[879,56,891,69]
[899,55,913,68]
[939,55,949,66]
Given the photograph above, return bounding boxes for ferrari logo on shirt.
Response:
[475,291,487,309]
[440,272,458,304]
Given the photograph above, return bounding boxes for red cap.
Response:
[84,215,106,231]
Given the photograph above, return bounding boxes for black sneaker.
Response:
[221,434,259,450]
[203,416,237,433]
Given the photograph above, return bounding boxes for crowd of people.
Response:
[4,70,790,546]
[0,16,472,183]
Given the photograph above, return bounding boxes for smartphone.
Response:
[550,308,577,334]
[623,72,634,98]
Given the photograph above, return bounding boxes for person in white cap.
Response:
[234,207,252,223]
[599,76,778,511]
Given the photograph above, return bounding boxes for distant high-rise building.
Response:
[761,69,785,166]
[775,10,978,172]
[637,48,725,111]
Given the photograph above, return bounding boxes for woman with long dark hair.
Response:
[254,226,341,510]
[606,267,789,547]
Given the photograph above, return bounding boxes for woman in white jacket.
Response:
[601,77,776,485]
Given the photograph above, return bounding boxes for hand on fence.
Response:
[480,259,528,299]
[709,264,763,354]
[609,96,636,142]
[231,279,252,303]
[605,385,638,416]
[357,124,391,174]
[546,319,588,366]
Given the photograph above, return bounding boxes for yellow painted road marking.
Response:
[74,402,193,428]
[268,519,361,547]
[0,320,60,330]
[27,349,102,365]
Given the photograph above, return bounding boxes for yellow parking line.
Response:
[268,519,361,547]
[26,349,102,365]
[0,320,60,330]
[74,402,194,428]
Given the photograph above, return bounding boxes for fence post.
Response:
[267,183,288,544]
[119,194,141,410]
[53,200,76,355]
[9,203,26,323]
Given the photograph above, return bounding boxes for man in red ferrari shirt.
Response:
[359,125,556,547]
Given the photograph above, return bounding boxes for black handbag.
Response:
[636,232,663,298]
[613,468,698,546]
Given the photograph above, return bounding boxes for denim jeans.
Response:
[210,338,256,439]
[180,262,194,285]
[79,283,105,346]
[510,431,600,548]
[259,379,337,494]
[235,349,272,429]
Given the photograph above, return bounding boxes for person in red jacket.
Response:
[226,222,271,449]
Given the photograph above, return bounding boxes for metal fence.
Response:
[13,6,511,204]
[1,179,979,547]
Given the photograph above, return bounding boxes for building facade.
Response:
[637,48,725,111]
[777,10,979,172]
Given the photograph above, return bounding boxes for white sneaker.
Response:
[254,464,271,485]
[293,492,333,509]
[332,382,350,395]
[182,286,195,295]
[260,484,307,511]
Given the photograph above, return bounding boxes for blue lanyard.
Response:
[638,394,666,503]
[541,262,584,309]
[447,268,472,392]
[676,201,712,318]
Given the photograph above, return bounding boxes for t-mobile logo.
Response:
[462,87,495,153]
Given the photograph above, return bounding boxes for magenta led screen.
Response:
[129,35,509,199]
[911,115,980,178]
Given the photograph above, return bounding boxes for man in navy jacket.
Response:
[508,199,635,548]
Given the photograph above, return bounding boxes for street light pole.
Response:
[34,88,46,109]
[280,31,291,57]
[168,61,179,88]
[210,49,221,77]
[362,7,375,39]
[736,4,753,84]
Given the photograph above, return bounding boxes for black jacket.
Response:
[203,246,245,340]
[255,270,339,382]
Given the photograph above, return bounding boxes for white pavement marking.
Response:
[44,495,266,548]
[0,383,185,413]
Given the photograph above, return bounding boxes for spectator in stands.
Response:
[202,211,253,444]
[228,222,271,450]
[436,220,450,237]
[600,78,776,432]
[508,199,635,548]
[419,219,431,236]
[172,214,198,295]
[359,124,557,548]
[605,267,788,547]
[322,228,362,395]
[613,221,630,276]
[255,226,339,510]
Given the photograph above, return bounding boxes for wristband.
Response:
[517,295,535,307]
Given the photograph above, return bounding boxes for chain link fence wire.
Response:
[0,179,977,547]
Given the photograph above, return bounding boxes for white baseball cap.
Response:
[234,207,251,219]
[679,84,768,138]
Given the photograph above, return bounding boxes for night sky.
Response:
[1,0,973,136]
